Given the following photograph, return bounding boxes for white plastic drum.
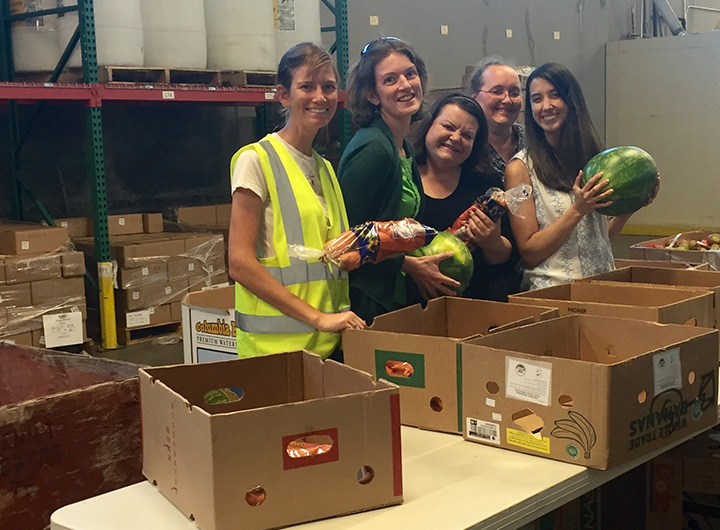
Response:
[274,0,322,63]
[204,0,275,71]
[140,0,206,69]
[11,0,59,72]
[58,0,144,68]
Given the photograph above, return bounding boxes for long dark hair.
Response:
[525,63,602,192]
[412,93,491,174]
[346,37,428,128]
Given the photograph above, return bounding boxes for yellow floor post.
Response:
[98,262,118,349]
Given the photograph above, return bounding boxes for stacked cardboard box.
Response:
[0,223,87,348]
[630,230,720,269]
[164,204,231,265]
[74,230,228,344]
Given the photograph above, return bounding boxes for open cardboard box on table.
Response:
[461,315,719,469]
[509,281,715,327]
[140,351,402,530]
[630,231,720,270]
[583,266,720,328]
[343,297,559,434]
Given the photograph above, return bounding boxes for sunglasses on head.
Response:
[361,36,401,56]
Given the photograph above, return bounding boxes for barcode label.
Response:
[466,418,500,445]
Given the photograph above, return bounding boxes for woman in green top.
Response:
[338,37,459,324]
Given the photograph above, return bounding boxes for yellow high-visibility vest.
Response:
[230,134,350,359]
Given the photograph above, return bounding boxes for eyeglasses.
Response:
[478,88,522,100]
[361,36,401,56]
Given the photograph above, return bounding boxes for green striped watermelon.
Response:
[409,232,474,295]
[581,146,658,216]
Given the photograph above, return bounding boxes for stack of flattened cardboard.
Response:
[0,223,87,348]
[74,228,228,344]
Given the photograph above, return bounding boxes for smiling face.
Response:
[473,64,522,130]
[424,103,479,169]
[277,63,338,131]
[366,51,423,123]
[529,76,568,145]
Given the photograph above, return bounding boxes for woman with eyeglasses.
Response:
[338,37,459,324]
[228,42,365,360]
[412,93,515,301]
[505,62,656,289]
[469,58,526,183]
[469,58,525,299]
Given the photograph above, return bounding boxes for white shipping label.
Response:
[164,286,172,295]
[42,312,83,348]
[466,417,501,445]
[21,241,29,250]
[188,263,195,271]
[142,267,149,276]
[505,357,552,406]
[126,310,151,328]
[485,397,496,407]
[653,347,682,397]
[132,292,140,300]
[118,217,125,226]
[492,413,503,422]
[275,0,296,31]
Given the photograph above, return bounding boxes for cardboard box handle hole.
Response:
[430,397,443,412]
[638,390,647,404]
[486,381,499,394]
[246,487,266,506]
[357,466,375,485]
[558,395,574,408]
[285,434,334,459]
[203,387,244,405]
[385,360,414,378]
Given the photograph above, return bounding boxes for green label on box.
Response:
[374,350,425,388]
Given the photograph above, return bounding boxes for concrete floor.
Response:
[92,234,648,366]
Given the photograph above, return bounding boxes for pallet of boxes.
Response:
[64,213,229,345]
[164,203,231,267]
[0,222,87,349]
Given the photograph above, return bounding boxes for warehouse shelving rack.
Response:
[0,0,350,349]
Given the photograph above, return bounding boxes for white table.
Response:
[50,424,703,530]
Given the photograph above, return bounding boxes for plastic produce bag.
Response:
[449,184,531,241]
[288,218,437,271]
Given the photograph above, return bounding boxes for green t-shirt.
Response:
[396,155,421,219]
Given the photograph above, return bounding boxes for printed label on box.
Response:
[653,347,682,397]
[505,357,552,406]
[142,267,149,276]
[126,310,151,328]
[21,241,29,250]
[118,217,125,226]
[188,263,195,271]
[164,286,172,295]
[506,427,551,454]
[42,312,82,348]
[132,292,140,300]
[466,418,500,445]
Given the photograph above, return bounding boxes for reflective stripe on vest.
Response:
[236,306,350,335]
[235,139,347,335]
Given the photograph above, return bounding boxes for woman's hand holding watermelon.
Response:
[402,252,460,300]
[571,170,614,216]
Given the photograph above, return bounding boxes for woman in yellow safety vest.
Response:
[228,42,366,359]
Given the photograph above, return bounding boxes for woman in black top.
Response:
[412,93,518,301]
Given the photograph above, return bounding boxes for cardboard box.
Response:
[55,217,92,238]
[177,205,218,226]
[90,214,145,236]
[584,266,720,327]
[215,203,232,226]
[168,256,207,281]
[0,343,142,530]
[114,236,186,267]
[0,283,32,308]
[631,231,720,269]
[509,281,714,327]
[615,258,710,270]
[461,315,719,469]
[0,224,69,255]
[182,285,236,363]
[140,352,403,530]
[0,331,33,345]
[8,301,87,333]
[4,253,62,284]
[122,279,188,311]
[30,277,85,306]
[61,250,86,277]
[170,301,182,322]
[343,297,559,434]
[142,213,164,233]
[118,263,168,289]
[120,304,172,330]
[0,259,4,283]
[184,232,224,258]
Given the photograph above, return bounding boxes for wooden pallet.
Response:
[118,321,181,346]
[98,66,276,87]
[13,67,84,84]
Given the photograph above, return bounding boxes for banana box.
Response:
[461,314,719,470]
